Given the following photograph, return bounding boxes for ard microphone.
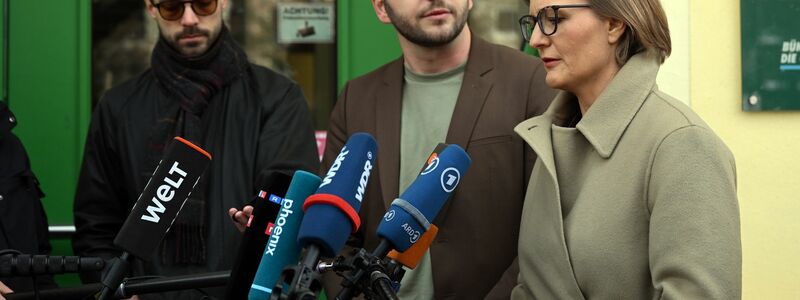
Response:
[100,137,211,300]
[249,171,321,300]
[297,133,378,259]
[225,173,293,300]
[385,224,438,270]
[376,144,470,252]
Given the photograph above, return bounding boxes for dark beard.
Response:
[385,0,469,48]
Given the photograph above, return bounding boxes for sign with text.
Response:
[741,0,800,111]
[277,3,335,44]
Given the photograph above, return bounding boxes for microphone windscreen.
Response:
[249,171,322,300]
[297,132,377,258]
[114,137,211,259]
[386,224,438,269]
[225,172,292,300]
[376,144,470,252]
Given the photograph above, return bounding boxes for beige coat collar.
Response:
[515,52,661,161]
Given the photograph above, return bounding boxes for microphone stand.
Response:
[114,271,228,299]
[269,245,324,300]
[97,252,130,300]
[333,240,399,300]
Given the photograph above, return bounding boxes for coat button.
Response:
[0,195,4,201]
[8,117,14,123]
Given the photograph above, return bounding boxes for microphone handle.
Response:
[336,240,392,300]
[116,271,229,298]
[98,252,131,300]
[370,270,399,300]
[4,284,103,300]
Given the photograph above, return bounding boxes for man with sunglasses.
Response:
[72,0,319,298]
[317,0,556,299]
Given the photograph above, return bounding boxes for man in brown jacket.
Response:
[320,0,556,298]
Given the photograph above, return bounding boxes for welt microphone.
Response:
[248,170,321,300]
[225,172,293,300]
[99,137,211,300]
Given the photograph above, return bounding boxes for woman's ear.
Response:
[607,18,626,44]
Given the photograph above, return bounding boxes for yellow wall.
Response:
[691,1,800,298]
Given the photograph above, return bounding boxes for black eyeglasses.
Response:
[150,0,218,21]
[519,4,592,40]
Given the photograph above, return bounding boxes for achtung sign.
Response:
[277,3,335,44]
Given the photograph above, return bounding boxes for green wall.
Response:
[5,0,91,286]
[337,1,401,90]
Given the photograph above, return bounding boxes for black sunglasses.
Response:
[151,0,218,21]
[519,4,592,40]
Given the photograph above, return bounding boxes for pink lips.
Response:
[423,8,451,19]
[541,57,561,68]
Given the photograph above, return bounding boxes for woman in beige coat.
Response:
[511,0,741,298]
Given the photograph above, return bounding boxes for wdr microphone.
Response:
[225,172,293,300]
[100,137,211,300]
[297,132,378,258]
[376,144,470,252]
[269,133,377,300]
[249,171,322,300]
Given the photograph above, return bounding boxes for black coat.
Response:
[72,64,319,299]
[0,102,57,292]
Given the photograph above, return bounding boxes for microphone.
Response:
[0,254,105,277]
[248,170,321,300]
[225,172,293,300]
[385,224,438,270]
[270,133,377,299]
[375,144,470,252]
[297,132,378,260]
[335,144,470,300]
[99,137,212,300]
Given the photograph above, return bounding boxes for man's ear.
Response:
[144,0,158,19]
[372,0,392,24]
[607,18,626,44]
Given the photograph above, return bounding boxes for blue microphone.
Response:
[297,132,378,258]
[376,144,471,252]
[248,171,321,300]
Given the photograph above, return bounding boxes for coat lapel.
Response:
[434,37,494,222]
[376,59,404,209]
[444,37,494,148]
[515,96,586,298]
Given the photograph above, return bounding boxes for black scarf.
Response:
[150,25,248,265]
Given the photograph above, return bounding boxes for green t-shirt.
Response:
[397,62,465,299]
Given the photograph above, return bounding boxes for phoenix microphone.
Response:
[225,172,293,300]
[99,137,212,300]
[248,171,321,300]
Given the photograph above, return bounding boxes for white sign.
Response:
[277,3,335,44]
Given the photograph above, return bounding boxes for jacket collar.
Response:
[375,35,496,208]
[517,52,661,160]
[575,53,660,158]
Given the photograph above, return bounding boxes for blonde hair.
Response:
[589,0,671,65]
